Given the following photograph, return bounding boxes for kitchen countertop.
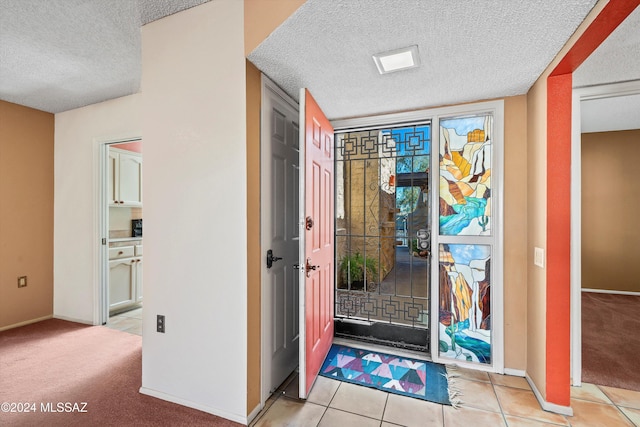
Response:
[109,237,143,242]
[109,237,143,248]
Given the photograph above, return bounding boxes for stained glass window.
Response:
[439,115,493,236]
[438,244,491,364]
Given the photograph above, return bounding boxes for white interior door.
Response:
[261,78,300,399]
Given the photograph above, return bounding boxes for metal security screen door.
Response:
[334,122,432,352]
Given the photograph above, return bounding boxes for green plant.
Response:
[478,215,489,231]
[411,239,419,254]
[339,252,378,287]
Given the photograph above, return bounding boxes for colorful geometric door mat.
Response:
[319,344,456,406]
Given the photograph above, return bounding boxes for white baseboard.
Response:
[139,387,247,425]
[526,374,573,416]
[582,288,640,296]
[0,315,53,332]
[247,403,262,424]
[504,368,526,377]
[53,315,94,325]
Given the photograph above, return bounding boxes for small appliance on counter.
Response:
[132,219,142,237]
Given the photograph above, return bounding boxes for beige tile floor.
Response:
[251,350,640,427]
[103,315,639,426]
[104,306,142,335]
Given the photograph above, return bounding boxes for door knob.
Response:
[305,257,319,277]
[266,249,282,269]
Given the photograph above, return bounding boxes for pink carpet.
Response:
[0,319,242,426]
[582,292,640,391]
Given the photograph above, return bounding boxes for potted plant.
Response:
[339,252,378,291]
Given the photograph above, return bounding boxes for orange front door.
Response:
[299,89,334,398]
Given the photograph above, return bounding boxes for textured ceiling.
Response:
[0,0,210,113]
[249,0,604,120]
[0,0,637,119]
[573,5,640,88]
[573,5,640,132]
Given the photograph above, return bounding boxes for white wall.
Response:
[140,0,248,423]
[54,94,141,323]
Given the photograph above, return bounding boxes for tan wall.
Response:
[581,129,640,293]
[503,95,528,371]
[526,78,548,395]
[244,0,306,55]
[0,101,54,330]
[246,60,262,413]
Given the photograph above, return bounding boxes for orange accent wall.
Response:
[546,73,573,405]
[0,101,54,330]
[551,0,640,76]
[529,0,640,407]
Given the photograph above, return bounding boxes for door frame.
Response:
[570,80,640,386]
[333,98,504,373]
[259,76,300,406]
[93,135,142,326]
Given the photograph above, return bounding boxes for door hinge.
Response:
[102,238,107,245]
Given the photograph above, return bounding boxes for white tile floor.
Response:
[104,306,142,335]
[250,345,640,427]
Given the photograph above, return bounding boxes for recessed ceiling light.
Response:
[372,45,420,74]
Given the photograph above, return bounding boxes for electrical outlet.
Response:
[18,276,27,288]
[157,315,165,333]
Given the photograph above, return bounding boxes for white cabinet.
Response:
[108,243,143,313]
[109,148,142,207]
[109,258,136,312]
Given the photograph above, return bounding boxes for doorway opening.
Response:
[260,78,301,401]
[260,82,336,403]
[571,80,640,390]
[259,79,505,408]
[334,123,432,353]
[99,139,143,335]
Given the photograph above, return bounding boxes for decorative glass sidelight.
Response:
[439,115,493,236]
[438,244,491,364]
[437,112,495,365]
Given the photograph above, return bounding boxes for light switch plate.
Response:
[534,247,545,268]
[18,276,27,288]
